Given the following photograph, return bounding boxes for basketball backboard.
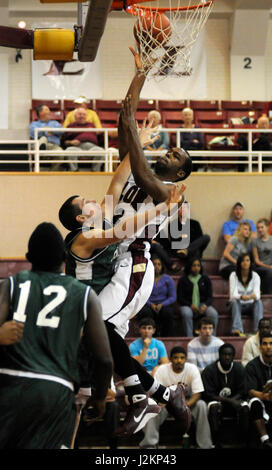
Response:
[0,0,126,62]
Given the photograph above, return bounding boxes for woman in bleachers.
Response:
[177,257,218,337]
[219,221,253,280]
[228,253,263,337]
[179,108,204,151]
[179,107,204,172]
[146,110,169,152]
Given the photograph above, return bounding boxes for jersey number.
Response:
[13,281,67,328]
[121,185,147,211]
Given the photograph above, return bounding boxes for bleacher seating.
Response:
[194,110,226,127]
[189,100,220,111]
[97,110,118,127]
[161,110,183,127]
[251,101,266,111]
[137,99,157,111]
[3,257,271,344]
[94,99,122,112]
[158,99,187,111]
[31,99,61,110]
[221,100,251,111]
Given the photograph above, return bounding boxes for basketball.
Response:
[133,12,171,48]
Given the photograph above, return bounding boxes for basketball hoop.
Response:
[125,0,214,80]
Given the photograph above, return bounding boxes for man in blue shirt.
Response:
[221,202,257,244]
[129,317,169,375]
[29,104,68,171]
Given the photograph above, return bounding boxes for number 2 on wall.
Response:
[13,281,67,328]
[244,57,252,69]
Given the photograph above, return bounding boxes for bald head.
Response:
[74,107,87,124]
[257,115,269,129]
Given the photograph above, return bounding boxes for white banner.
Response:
[140,29,207,100]
[31,22,102,99]
[0,53,8,129]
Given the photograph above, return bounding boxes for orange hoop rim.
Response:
[125,0,214,14]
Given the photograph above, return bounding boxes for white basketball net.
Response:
[127,0,214,80]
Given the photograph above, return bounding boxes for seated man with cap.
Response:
[63,96,102,129]
[221,202,257,244]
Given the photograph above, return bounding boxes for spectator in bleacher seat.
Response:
[139,346,213,449]
[201,343,249,449]
[252,218,272,295]
[177,257,219,337]
[219,221,253,280]
[61,107,105,171]
[179,107,204,172]
[228,253,263,337]
[151,205,210,272]
[146,110,169,152]
[129,317,169,376]
[63,96,102,129]
[187,317,224,371]
[137,256,176,337]
[221,201,257,244]
[29,104,64,171]
[242,318,272,368]
[179,108,204,151]
[245,333,272,449]
[252,115,272,151]
[236,115,271,151]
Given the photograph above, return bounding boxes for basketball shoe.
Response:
[114,395,161,436]
[164,384,191,434]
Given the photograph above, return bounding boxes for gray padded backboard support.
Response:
[78,0,113,62]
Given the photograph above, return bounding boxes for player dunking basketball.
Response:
[97,48,192,435]
[59,47,192,437]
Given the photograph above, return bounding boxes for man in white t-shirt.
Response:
[139,346,213,449]
[187,317,224,371]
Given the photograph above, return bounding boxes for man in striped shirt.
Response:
[187,317,224,372]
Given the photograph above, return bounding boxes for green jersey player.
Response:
[0,222,113,449]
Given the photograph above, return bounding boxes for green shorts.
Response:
[0,375,76,449]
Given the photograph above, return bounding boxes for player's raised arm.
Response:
[122,94,171,203]
[118,46,148,161]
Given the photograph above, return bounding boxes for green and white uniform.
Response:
[0,270,91,449]
[65,221,118,295]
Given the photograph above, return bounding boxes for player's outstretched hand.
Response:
[137,118,159,149]
[0,320,24,345]
[167,183,187,207]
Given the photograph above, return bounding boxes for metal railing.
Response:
[0,127,271,173]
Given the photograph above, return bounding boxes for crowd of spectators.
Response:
[29,100,272,172]
[127,315,272,448]
[140,199,272,339]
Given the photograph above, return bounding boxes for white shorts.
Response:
[98,251,154,338]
